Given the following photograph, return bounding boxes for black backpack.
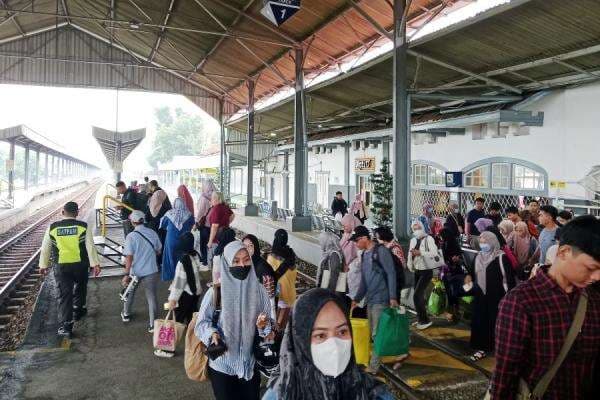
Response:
[135,192,149,211]
[371,244,405,298]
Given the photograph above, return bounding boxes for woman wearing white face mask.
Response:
[263,288,394,400]
[407,220,439,330]
[465,231,516,362]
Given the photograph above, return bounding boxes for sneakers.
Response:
[148,326,154,334]
[121,311,131,322]
[57,326,72,338]
[73,307,88,321]
[416,321,433,330]
[154,349,174,358]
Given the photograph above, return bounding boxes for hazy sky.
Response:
[0,84,219,176]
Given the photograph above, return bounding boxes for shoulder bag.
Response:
[422,236,445,270]
[484,291,588,400]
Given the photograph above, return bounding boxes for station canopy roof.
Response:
[92,127,146,170]
[0,125,98,168]
[1,0,600,139]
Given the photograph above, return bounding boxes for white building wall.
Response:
[232,82,600,209]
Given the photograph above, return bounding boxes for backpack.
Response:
[135,192,149,211]
[371,244,405,298]
[184,285,220,382]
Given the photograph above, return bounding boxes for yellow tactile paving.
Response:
[414,326,471,341]
[401,347,476,372]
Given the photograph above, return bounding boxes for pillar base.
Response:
[292,216,312,232]
[244,204,259,217]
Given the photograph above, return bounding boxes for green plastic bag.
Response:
[373,308,409,357]
[427,279,446,316]
[461,296,474,304]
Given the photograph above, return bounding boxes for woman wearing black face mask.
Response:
[263,288,394,400]
[195,241,273,400]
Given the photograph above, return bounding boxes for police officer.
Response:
[39,201,101,337]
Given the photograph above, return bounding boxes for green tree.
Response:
[148,107,214,168]
[370,158,394,227]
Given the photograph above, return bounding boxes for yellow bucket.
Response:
[350,316,371,366]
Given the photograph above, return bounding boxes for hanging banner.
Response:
[261,0,301,26]
[354,157,376,173]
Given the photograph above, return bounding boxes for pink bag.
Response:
[153,310,186,352]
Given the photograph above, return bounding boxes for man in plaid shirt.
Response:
[490,215,600,399]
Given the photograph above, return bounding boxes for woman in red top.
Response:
[206,192,234,265]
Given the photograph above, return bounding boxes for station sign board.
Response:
[550,180,567,189]
[445,171,463,188]
[355,157,376,173]
[261,0,301,26]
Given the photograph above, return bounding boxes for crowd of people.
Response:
[38,183,600,400]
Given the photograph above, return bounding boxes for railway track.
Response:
[0,181,100,334]
[295,262,491,400]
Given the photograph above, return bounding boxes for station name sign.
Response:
[261,0,301,26]
[355,157,376,173]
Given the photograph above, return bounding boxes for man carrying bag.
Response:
[489,216,600,399]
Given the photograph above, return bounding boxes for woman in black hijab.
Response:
[263,288,394,400]
[242,234,275,284]
[267,229,297,332]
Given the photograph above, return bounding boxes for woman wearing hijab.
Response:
[407,220,439,330]
[177,184,195,216]
[498,220,515,245]
[263,288,394,400]
[464,231,516,361]
[196,180,217,264]
[485,225,519,270]
[156,232,203,358]
[159,198,195,281]
[267,229,297,332]
[211,228,237,285]
[438,227,466,322]
[474,218,494,237]
[317,231,344,293]
[350,193,369,224]
[195,241,272,400]
[512,221,540,279]
[340,214,362,299]
[418,202,435,235]
[242,234,275,285]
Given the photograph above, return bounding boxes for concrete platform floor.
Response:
[0,273,214,400]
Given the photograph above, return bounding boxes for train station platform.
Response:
[0,202,214,400]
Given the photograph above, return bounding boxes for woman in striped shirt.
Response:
[195,241,272,400]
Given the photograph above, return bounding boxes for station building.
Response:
[226,81,600,218]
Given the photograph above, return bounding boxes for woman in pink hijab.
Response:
[350,193,369,224]
[177,184,194,216]
[340,214,363,300]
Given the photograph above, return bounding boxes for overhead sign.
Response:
[261,0,300,26]
[445,172,463,188]
[355,157,376,173]
[550,180,567,189]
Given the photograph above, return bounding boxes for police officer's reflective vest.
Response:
[48,219,90,266]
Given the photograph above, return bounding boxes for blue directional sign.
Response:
[261,0,301,26]
[445,172,463,188]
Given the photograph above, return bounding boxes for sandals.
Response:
[470,350,486,362]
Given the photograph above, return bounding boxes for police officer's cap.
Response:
[63,201,79,214]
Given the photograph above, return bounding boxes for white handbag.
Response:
[320,270,348,293]
[421,236,445,270]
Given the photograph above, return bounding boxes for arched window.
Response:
[413,164,428,186]
[428,166,445,186]
[464,165,489,188]
[513,165,545,190]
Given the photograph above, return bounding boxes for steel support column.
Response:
[219,100,226,194]
[244,80,259,216]
[34,150,39,186]
[50,155,55,182]
[393,0,411,240]
[292,48,312,231]
[383,140,390,161]
[24,145,30,190]
[344,142,351,199]
[44,152,49,185]
[282,151,289,209]
[7,140,15,199]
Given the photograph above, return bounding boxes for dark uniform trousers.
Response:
[54,263,89,327]
[48,219,91,329]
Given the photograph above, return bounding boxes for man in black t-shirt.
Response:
[486,201,503,226]
[466,197,486,249]
[330,191,348,217]
[116,181,137,237]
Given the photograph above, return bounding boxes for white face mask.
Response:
[311,337,352,378]
[413,229,426,239]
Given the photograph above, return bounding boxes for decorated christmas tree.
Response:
[370,158,393,227]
